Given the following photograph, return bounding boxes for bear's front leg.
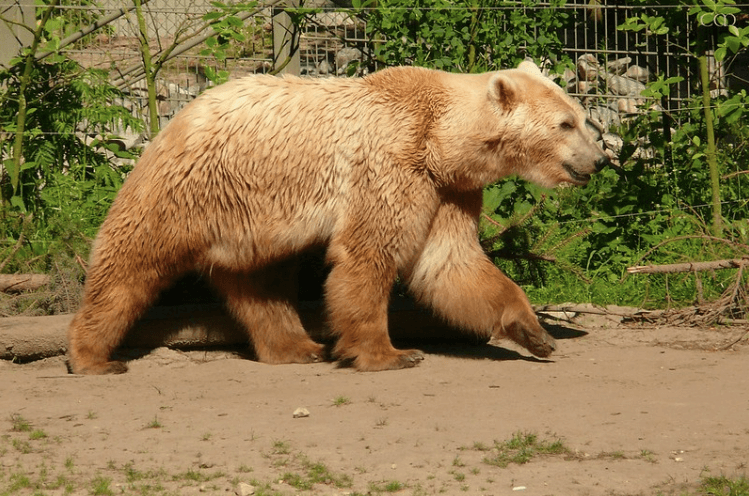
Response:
[406,191,556,358]
[325,249,424,371]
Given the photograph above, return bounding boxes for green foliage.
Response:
[483,86,749,308]
[200,1,270,84]
[0,2,143,284]
[0,57,142,275]
[42,0,113,49]
[477,1,749,309]
[357,0,571,73]
[0,60,139,207]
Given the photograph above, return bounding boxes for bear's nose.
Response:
[594,155,610,172]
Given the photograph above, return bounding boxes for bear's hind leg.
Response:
[208,264,324,364]
[68,270,169,375]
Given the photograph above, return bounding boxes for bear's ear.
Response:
[517,60,543,76]
[488,72,519,111]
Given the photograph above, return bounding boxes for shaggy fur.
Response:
[67,62,608,374]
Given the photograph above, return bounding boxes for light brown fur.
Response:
[67,62,608,374]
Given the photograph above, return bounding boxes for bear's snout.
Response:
[594,154,610,172]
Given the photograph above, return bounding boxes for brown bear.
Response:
[67,61,608,374]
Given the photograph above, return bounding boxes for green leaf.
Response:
[10,196,25,211]
[725,36,741,54]
[714,46,727,61]
[202,12,223,21]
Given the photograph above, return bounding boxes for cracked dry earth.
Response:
[1,313,748,496]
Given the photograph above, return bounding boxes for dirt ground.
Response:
[1,312,748,496]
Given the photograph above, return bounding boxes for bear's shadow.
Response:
[394,322,587,364]
[116,317,587,367]
[117,273,588,367]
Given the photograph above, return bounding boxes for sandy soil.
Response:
[1,314,748,496]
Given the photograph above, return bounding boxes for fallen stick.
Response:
[0,274,52,293]
[533,303,664,319]
[627,258,749,274]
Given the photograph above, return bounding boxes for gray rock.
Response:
[607,56,632,75]
[606,74,647,97]
[625,65,650,82]
[577,54,600,81]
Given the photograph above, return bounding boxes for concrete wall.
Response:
[0,0,33,69]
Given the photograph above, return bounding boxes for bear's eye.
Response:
[560,120,575,130]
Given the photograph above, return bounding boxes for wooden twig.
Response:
[628,235,749,272]
[0,274,51,293]
[0,234,24,273]
[533,303,665,319]
[717,329,749,350]
[75,254,88,272]
[627,258,749,274]
[480,212,506,233]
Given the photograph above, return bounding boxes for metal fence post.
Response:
[272,0,300,75]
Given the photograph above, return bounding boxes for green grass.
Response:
[482,431,569,468]
[11,439,32,454]
[9,415,31,433]
[144,417,162,429]
[173,468,224,483]
[700,475,749,496]
[368,480,407,493]
[0,442,746,496]
[28,430,47,441]
[90,475,114,496]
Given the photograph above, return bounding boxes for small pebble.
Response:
[235,482,256,496]
[292,407,310,418]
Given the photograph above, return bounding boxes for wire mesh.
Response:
[5,1,748,130]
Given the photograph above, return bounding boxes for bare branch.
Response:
[627,258,749,274]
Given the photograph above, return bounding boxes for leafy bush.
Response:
[0,56,143,277]
[480,86,749,308]
[357,0,571,73]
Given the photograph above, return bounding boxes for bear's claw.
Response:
[337,348,425,371]
[525,334,556,358]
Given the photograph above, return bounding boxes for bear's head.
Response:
[437,61,610,190]
[487,61,609,188]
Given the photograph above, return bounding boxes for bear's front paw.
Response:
[501,319,557,358]
[524,332,556,358]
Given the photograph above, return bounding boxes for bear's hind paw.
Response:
[258,341,326,365]
[67,359,128,375]
[348,348,425,372]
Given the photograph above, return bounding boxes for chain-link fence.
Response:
[4,1,734,129]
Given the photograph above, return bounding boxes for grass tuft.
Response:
[483,431,569,468]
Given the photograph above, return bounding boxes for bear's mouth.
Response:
[563,164,591,185]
